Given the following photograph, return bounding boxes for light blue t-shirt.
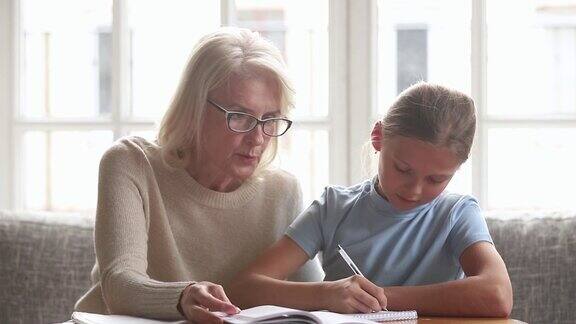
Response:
[286,177,493,286]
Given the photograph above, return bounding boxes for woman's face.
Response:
[193,73,282,191]
[373,129,462,211]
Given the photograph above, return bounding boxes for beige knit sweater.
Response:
[74,137,323,319]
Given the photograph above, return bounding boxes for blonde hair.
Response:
[157,27,294,170]
[381,82,476,162]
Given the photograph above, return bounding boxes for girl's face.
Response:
[372,126,462,211]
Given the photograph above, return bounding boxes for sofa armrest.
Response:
[486,213,576,323]
[0,210,96,324]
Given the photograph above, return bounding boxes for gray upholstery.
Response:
[486,214,576,324]
[0,210,574,323]
[0,210,95,324]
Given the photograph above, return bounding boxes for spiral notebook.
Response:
[348,309,418,322]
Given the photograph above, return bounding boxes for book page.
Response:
[71,312,186,324]
[219,305,417,324]
[311,311,378,324]
[222,305,319,323]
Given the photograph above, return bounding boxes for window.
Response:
[227,0,331,203]
[484,0,576,209]
[396,28,428,94]
[1,0,574,212]
[1,0,334,211]
[1,0,219,211]
[377,0,576,210]
[377,0,472,195]
[17,0,115,211]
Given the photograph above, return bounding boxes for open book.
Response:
[71,305,417,324]
[221,305,417,323]
[71,311,186,324]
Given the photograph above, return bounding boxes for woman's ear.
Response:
[371,121,383,151]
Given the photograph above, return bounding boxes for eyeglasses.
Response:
[207,99,293,137]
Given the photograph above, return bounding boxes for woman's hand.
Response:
[178,281,240,323]
[320,275,387,314]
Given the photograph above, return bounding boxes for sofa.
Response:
[0,209,574,324]
[0,211,95,324]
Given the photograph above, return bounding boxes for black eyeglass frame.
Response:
[207,99,293,137]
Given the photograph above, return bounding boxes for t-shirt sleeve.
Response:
[447,197,493,260]
[285,188,328,259]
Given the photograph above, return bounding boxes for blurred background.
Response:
[1,0,575,214]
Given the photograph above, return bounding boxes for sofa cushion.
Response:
[487,215,576,324]
[1,209,574,323]
[0,210,95,324]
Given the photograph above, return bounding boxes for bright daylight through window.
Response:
[1,0,575,212]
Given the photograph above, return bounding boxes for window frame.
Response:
[2,0,575,211]
[470,0,576,209]
[0,0,17,210]
[0,0,157,210]
[471,0,488,207]
[0,0,351,210]
[223,0,351,192]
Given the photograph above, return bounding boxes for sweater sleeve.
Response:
[94,141,190,319]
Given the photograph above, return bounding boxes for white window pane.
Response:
[128,0,219,119]
[487,0,576,117]
[51,131,113,211]
[276,129,329,206]
[377,0,471,116]
[233,0,329,118]
[23,131,48,210]
[446,159,472,196]
[20,0,112,118]
[128,129,157,142]
[487,128,576,210]
[22,130,113,211]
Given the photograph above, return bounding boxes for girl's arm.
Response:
[227,235,387,313]
[384,241,513,317]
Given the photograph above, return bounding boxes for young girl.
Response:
[227,82,513,317]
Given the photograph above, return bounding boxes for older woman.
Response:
[74,27,323,323]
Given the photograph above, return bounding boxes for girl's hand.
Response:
[320,275,387,314]
[178,281,240,323]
